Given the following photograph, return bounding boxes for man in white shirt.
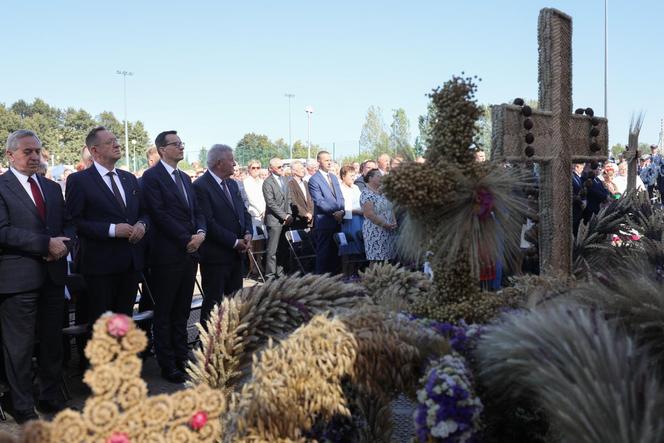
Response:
[377,153,391,175]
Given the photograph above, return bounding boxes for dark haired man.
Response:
[141,130,206,383]
[308,150,344,274]
[66,126,148,323]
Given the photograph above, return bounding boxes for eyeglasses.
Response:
[96,138,119,147]
[275,166,283,169]
[164,141,185,148]
[250,166,260,170]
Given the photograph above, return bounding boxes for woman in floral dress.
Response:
[360,169,397,261]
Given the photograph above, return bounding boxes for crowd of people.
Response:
[0,127,408,423]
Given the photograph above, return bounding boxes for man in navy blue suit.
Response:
[308,151,345,274]
[141,130,206,383]
[66,127,148,323]
[0,130,74,422]
[582,162,609,223]
[193,145,252,323]
[572,162,586,236]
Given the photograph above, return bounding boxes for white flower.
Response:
[431,419,459,438]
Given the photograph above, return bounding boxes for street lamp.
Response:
[116,70,133,170]
[285,93,295,159]
[305,106,314,161]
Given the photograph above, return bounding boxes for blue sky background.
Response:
[2,0,662,161]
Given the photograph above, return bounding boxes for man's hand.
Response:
[333,210,344,223]
[128,222,146,244]
[283,215,293,226]
[48,236,70,261]
[115,223,134,238]
[384,222,397,231]
[243,233,253,251]
[305,212,313,222]
[186,232,206,253]
[234,239,247,251]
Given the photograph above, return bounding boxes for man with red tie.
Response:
[0,130,73,422]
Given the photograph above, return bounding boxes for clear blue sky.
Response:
[2,0,663,161]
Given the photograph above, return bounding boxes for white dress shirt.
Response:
[243,176,266,218]
[10,167,44,205]
[94,162,126,238]
[340,183,361,220]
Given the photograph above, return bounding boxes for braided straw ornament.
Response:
[15,313,225,443]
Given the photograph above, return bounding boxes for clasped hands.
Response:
[46,236,70,261]
[115,222,147,244]
[186,232,206,253]
[234,233,253,253]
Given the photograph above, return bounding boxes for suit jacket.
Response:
[263,174,291,227]
[0,171,73,293]
[308,171,345,230]
[193,171,252,265]
[141,162,206,266]
[288,177,313,228]
[583,176,609,218]
[65,165,148,275]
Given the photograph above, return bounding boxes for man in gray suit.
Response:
[262,157,291,279]
[0,130,73,422]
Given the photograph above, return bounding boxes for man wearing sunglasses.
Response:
[262,157,292,279]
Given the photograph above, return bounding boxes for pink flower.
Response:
[106,432,130,443]
[190,411,208,430]
[106,314,131,338]
[630,233,641,241]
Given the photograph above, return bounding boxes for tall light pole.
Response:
[604,0,608,118]
[131,139,137,172]
[285,93,295,159]
[305,106,314,161]
[116,70,133,170]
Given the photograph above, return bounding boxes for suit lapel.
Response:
[118,170,137,216]
[2,172,42,223]
[89,166,126,214]
[156,162,189,210]
[206,172,234,213]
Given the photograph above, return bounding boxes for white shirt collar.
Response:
[160,159,178,176]
[93,161,117,177]
[9,166,38,184]
[208,169,225,185]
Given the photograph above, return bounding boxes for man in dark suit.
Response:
[288,160,313,230]
[262,157,292,279]
[193,144,252,323]
[572,163,586,236]
[308,151,345,274]
[66,127,148,324]
[141,130,206,383]
[0,130,73,422]
[582,162,609,223]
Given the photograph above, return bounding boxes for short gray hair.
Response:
[306,160,318,168]
[6,129,41,151]
[291,160,303,169]
[207,144,233,168]
[269,157,282,169]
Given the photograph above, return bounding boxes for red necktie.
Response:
[27,176,46,222]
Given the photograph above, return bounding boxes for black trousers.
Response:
[0,282,64,410]
[84,271,140,322]
[199,260,243,324]
[265,224,289,278]
[148,258,197,371]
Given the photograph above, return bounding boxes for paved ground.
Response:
[0,278,259,437]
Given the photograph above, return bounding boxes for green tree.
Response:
[235,133,277,167]
[414,102,435,157]
[389,108,414,159]
[272,138,290,159]
[611,143,626,159]
[359,106,389,156]
[198,146,208,167]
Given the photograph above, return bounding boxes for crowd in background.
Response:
[0,126,416,424]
